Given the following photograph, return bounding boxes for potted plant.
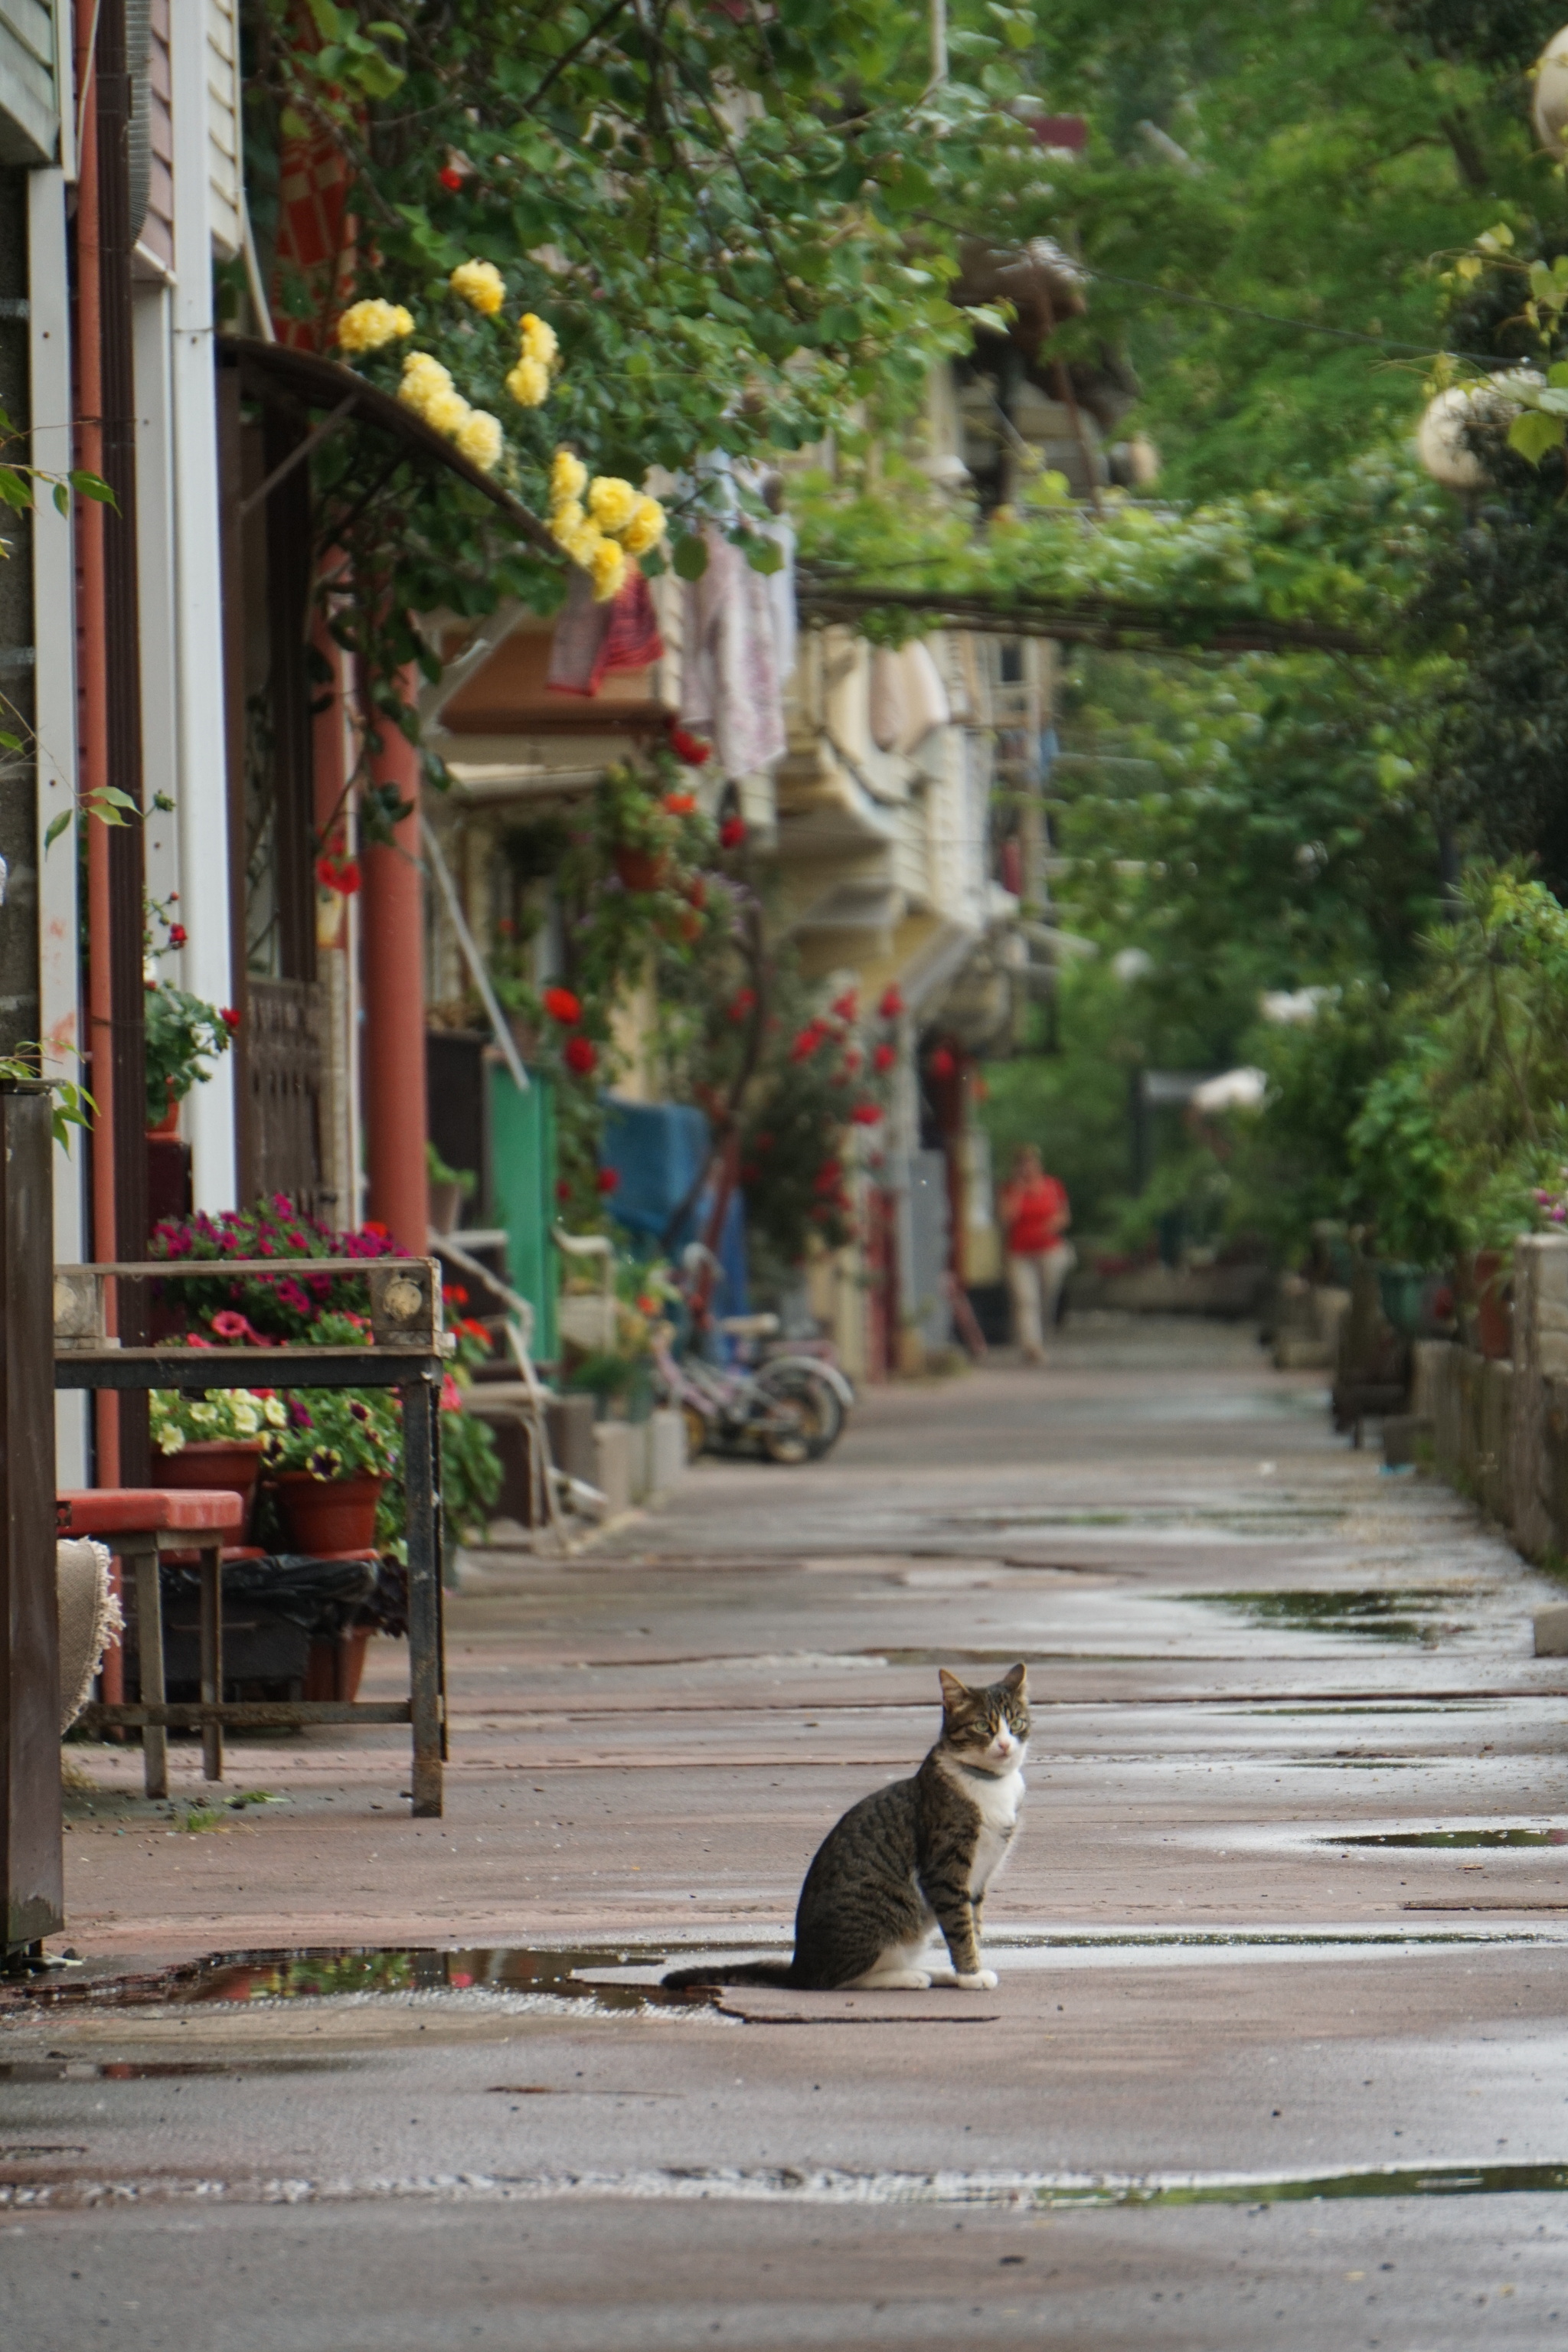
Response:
[145,987,238,1133]
[263,1384,401,1554]
[599,760,687,892]
[150,1386,279,1536]
[426,1139,476,1236]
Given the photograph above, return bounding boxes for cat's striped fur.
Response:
[663,1664,1029,1992]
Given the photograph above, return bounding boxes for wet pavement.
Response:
[5,1316,1568,2347]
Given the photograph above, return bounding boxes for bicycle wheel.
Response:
[754,1365,843,1463]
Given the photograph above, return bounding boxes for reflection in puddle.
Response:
[16,1944,696,2013]
[1327,1826,1568,1848]
[1047,2161,1568,2209]
[0,2058,348,2081]
[1194,1589,1469,1642]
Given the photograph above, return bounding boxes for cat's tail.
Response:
[661,1957,797,1989]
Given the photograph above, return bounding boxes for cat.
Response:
[662,1664,1029,1993]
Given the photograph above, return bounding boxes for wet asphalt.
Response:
[4,1315,1567,2348]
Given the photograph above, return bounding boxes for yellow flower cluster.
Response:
[449,259,506,315]
[336,298,414,354]
[505,312,562,410]
[398,352,505,475]
[546,449,668,601]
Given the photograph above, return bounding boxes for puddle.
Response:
[1327,1826,1568,1849]
[1194,1589,1471,1642]
[1047,2161,1568,2209]
[12,1944,701,2014]
[0,2058,348,2081]
[5,2158,1566,2214]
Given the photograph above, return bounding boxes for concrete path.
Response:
[5,1316,1567,2348]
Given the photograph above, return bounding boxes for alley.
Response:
[4,1318,1567,2347]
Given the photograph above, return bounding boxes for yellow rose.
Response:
[399,351,453,417]
[449,259,506,316]
[621,495,667,556]
[550,448,587,505]
[337,299,414,354]
[590,539,628,602]
[549,497,586,549]
[456,408,505,472]
[506,355,550,409]
[587,475,637,534]
[423,387,474,439]
[520,312,560,370]
[563,518,606,567]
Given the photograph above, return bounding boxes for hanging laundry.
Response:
[869,638,952,756]
[679,527,787,778]
[547,567,665,697]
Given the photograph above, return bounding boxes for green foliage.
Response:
[143,986,237,1123]
[0,1052,95,1151]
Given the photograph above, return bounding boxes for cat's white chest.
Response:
[965,1763,1025,1896]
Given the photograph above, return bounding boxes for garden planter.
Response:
[154,1439,263,1537]
[429,1179,465,1236]
[305,1625,371,1702]
[147,1091,180,1139]
[612,846,671,893]
[276,1472,384,1556]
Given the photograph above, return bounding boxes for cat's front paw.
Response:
[952,1968,998,1991]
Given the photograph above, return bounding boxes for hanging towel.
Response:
[679,528,787,777]
[547,568,665,697]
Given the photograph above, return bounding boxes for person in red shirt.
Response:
[998,1144,1072,1363]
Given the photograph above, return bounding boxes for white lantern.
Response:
[1534,24,1568,158]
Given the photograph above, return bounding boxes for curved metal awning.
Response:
[219,335,560,561]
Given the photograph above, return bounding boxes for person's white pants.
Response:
[1008,1245,1072,1357]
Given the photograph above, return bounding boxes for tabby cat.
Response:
[663,1664,1029,1992]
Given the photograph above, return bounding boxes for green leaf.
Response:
[740,532,783,574]
[354,50,405,99]
[52,480,68,516]
[43,808,70,850]
[672,534,709,580]
[1508,410,1565,464]
[68,469,117,508]
[0,467,31,511]
[0,730,21,750]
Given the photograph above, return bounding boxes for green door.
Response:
[488,1064,557,1363]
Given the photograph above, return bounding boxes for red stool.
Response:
[57,1490,246,1796]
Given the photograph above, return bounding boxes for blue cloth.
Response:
[599,1096,748,1312]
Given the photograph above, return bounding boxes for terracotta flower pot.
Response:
[613,845,671,893]
[276,1472,384,1556]
[153,1439,263,1539]
[147,1089,181,1139]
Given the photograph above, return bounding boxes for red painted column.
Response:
[361,694,429,1250]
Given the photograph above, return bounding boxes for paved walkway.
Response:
[5,1317,1568,2348]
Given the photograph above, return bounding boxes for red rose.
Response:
[315,855,361,897]
[670,729,711,766]
[168,923,188,947]
[662,792,697,817]
[564,1034,597,1075]
[543,985,582,1024]
[362,1219,390,1239]
[220,1007,240,1031]
[720,815,746,849]
[831,990,858,1021]
[556,1178,572,1201]
[850,1102,883,1125]
[596,1166,619,1194]
[878,986,904,1019]
[874,1041,896,1072]
[728,988,756,1023]
[438,165,464,190]
[928,1045,956,1080]
[789,1024,823,1062]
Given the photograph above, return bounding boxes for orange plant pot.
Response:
[613,846,671,893]
[152,1439,264,1538]
[276,1472,385,1556]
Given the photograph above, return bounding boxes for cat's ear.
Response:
[999,1662,1027,1694]
[938,1668,966,1710]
